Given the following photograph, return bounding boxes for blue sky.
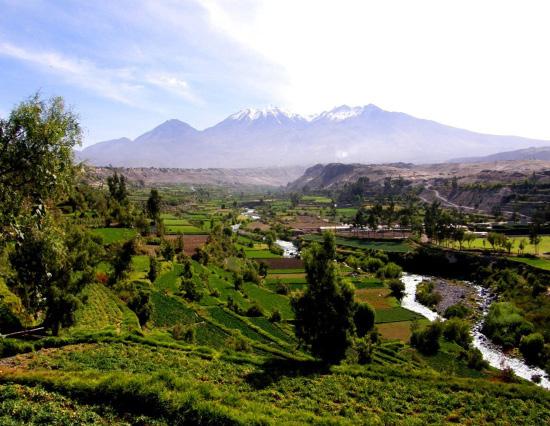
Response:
[1,0,550,147]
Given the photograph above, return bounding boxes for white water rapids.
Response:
[401,273,550,390]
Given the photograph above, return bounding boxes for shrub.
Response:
[483,302,533,348]
[410,321,443,355]
[246,303,264,317]
[269,309,282,323]
[387,279,405,300]
[415,280,442,308]
[362,257,384,273]
[127,290,152,326]
[355,337,373,365]
[443,318,472,348]
[180,278,203,302]
[444,303,471,319]
[376,262,402,279]
[462,347,489,370]
[274,280,290,295]
[354,303,375,337]
[519,333,545,364]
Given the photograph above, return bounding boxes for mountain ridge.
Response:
[77,105,550,168]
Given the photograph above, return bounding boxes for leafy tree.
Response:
[529,224,541,255]
[127,290,152,326]
[291,232,356,364]
[354,303,375,337]
[376,262,402,279]
[289,192,301,208]
[160,239,175,261]
[443,318,472,348]
[410,321,443,355]
[269,309,282,322]
[519,333,545,364]
[107,172,128,204]
[444,303,471,319]
[180,278,203,302]
[111,239,137,283]
[387,278,405,300]
[483,302,533,348]
[148,256,159,283]
[0,94,80,243]
[146,189,162,220]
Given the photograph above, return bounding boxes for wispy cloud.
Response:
[0,41,203,108]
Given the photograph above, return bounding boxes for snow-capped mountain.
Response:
[77,104,550,168]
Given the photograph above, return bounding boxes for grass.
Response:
[71,283,140,335]
[510,256,550,271]
[206,306,274,345]
[268,268,305,274]
[0,383,154,425]
[355,288,396,309]
[2,342,549,425]
[243,282,294,319]
[303,235,413,253]
[377,321,416,342]
[352,277,385,289]
[164,225,204,235]
[448,235,550,255]
[90,228,137,245]
[154,263,183,292]
[244,249,281,259]
[375,307,424,324]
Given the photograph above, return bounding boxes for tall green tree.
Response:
[291,232,356,363]
[0,94,80,242]
[146,188,162,220]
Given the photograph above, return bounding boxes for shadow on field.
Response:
[245,358,329,389]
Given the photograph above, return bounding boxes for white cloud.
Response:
[198,0,550,139]
[0,41,202,108]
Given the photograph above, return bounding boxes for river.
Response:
[401,273,550,389]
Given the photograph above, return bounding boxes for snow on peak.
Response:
[229,107,304,123]
[311,104,381,122]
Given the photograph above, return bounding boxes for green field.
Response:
[449,235,550,255]
[303,235,413,253]
[164,224,204,234]
[90,227,137,244]
[510,256,550,271]
[71,283,140,334]
[375,307,425,324]
[2,342,548,425]
[244,249,282,259]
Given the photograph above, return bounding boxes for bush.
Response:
[443,318,472,348]
[387,279,405,300]
[127,290,152,326]
[355,337,373,365]
[180,278,203,302]
[410,321,443,355]
[415,280,441,308]
[444,303,471,319]
[376,262,402,279]
[483,302,533,348]
[519,333,545,364]
[246,303,264,317]
[171,323,195,342]
[354,303,375,337]
[275,280,290,295]
[462,347,489,370]
[362,257,384,273]
[269,309,282,323]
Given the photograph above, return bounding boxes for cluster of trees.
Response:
[353,197,423,233]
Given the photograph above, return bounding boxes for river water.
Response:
[401,273,550,390]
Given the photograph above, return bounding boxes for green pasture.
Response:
[90,228,137,244]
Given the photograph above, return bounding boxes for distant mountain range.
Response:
[448,146,550,163]
[77,105,550,167]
